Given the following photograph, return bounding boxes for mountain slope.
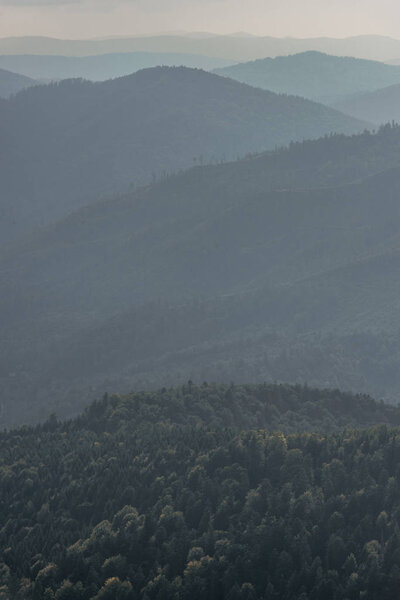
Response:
[0,66,35,97]
[214,51,400,103]
[334,83,400,124]
[2,126,400,426]
[0,66,365,244]
[2,33,400,61]
[0,52,234,82]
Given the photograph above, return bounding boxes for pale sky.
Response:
[0,0,398,40]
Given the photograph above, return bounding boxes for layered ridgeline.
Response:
[0,52,234,82]
[214,51,400,104]
[0,66,365,243]
[334,83,400,124]
[3,125,400,426]
[1,384,400,599]
[0,67,36,98]
[3,33,400,62]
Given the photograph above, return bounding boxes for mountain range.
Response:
[0,66,365,244]
[0,52,233,82]
[214,51,400,104]
[2,33,400,62]
[2,124,400,427]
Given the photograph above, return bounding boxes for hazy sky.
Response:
[0,0,398,40]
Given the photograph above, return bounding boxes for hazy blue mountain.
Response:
[0,52,234,81]
[214,51,400,103]
[334,83,400,124]
[0,66,365,243]
[2,33,400,61]
[0,66,35,97]
[2,125,400,426]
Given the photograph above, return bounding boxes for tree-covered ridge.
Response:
[77,383,400,433]
[1,385,400,599]
[0,65,365,245]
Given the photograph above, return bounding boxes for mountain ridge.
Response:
[0,51,234,82]
[2,33,400,61]
[0,65,366,244]
[214,51,400,103]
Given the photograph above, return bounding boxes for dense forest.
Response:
[2,383,400,599]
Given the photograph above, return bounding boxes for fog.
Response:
[0,0,399,40]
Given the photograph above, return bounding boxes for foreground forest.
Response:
[2,383,400,599]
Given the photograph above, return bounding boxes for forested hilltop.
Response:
[2,383,400,599]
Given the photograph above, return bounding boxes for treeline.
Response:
[1,384,400,598]
[78,383,400,433]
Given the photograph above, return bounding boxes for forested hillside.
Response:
[0,66,365,244]
[214,51,400,104]
[1,384,400,599]
[4,125,400,425]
